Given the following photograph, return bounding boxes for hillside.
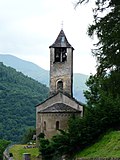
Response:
[9,131,120,159]
[0,54,49,85]
[77,130,120,158]
[0,62,49,142]
[0,54,88,103]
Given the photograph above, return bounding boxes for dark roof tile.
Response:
[49,29,74,49]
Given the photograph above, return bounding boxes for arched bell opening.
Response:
[54,48,67,62]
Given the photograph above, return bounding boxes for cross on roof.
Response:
[61,21,64,29]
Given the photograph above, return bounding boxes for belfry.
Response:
[36,29,83,139]
[49,29,73,96]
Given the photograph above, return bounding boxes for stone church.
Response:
[36,29,83,139]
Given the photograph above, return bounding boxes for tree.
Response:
[0,63,49,142]
[76,0,120,74]
[0,139,10,160]
[22,128,36,144]
[77,0,120,127]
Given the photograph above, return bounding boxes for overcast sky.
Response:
[0,0,96,75]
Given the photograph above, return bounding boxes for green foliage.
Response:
[39,138,54,160]
[77,131,120,158]
[39,130,72,160]
[78,0,120,155]
[0,139,10,159]
[22,128,36,144]
[82,0,120,129]
[0,62,49,142]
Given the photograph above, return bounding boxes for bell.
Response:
[63,54,66,58]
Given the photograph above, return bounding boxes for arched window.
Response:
[56,121,59,130]
[57,80,63,91]
[43,121,46,131]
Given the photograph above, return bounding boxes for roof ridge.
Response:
[49,29,74,49]
[35,91,84,107]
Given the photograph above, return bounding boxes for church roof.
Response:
[49,29,74,49]
[38,103,81,113]
[36,91,84,107]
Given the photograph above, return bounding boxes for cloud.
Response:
[0,0,96,74]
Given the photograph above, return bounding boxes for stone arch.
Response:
[57,80,63,91]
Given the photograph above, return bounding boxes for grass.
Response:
[76,131,120,158]
[9,131,120,159]
[9,144,39,160]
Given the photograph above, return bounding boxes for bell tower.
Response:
[36,29,83,140]
[49,29,74,96]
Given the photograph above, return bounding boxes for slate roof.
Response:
[38,103,81,113]
[49,29,74,49]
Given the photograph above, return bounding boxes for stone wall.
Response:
[37,112,79,139]
[50,47,73,96]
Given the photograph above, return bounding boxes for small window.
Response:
[57,80,63,91]
[56,121,59,130]
[43,121,46,131]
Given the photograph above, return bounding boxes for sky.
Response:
[0,0,97,75]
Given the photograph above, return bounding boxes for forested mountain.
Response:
[0,54,88,103]
[0,54,49,85]
[0,62,49,142]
